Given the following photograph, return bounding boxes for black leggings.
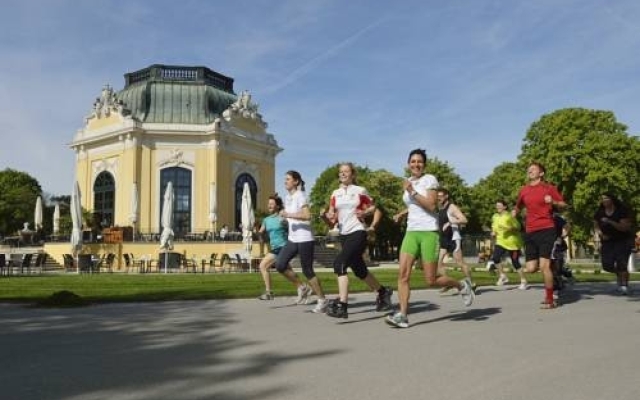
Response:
[275,240,316,279]
[334,230,369,279]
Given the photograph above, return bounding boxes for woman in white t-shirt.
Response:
[386,149,474,329]
[320,162,393,319]
[274,170,328,313]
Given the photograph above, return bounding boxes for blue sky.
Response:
[1,0,639,197]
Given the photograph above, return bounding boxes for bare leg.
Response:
[281,268,304,287]
[453,249,471,281]
[259,254,276,292]
[362,272,382,292]
[423,259,462,289]
[337,275,349,302]
[397,252,415,315]
[307,276,325,300]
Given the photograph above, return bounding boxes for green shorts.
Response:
[400,231,440,263]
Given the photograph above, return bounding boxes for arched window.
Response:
[93,171,115,228]
[160,167,192,238]
[235,173,257,230]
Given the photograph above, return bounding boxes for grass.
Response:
[0,263,627,306]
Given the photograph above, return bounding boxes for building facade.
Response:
[70,64,282,238]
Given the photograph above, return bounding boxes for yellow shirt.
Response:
[492,212,523,250]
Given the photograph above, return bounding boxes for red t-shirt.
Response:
[515,182,564,233]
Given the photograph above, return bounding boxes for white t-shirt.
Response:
[403,174,439,231]
[284,190,314,243]
[330,184,372,235]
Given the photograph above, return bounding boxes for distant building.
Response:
[70,64,282,238]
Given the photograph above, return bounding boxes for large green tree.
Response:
[519,108,640,243]
[469,161,525,231]
[0,168,43,235]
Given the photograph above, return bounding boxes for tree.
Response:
[469,161,525,231]
[0,169,43,235]
[519,108,640,244]
[424,157,479,231]
[309,163,406,260]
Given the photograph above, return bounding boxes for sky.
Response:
[1,0,639,198]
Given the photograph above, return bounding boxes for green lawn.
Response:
[0,264,624,305]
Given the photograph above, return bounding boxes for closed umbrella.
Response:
[129,183,139,241]
[34,196,43,231]
[209,182,217,240]
[53,203,60,235]
[159,182,174,273]
[70,182,83,273]
[241,182,255,271]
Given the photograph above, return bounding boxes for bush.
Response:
[35,290,90,308]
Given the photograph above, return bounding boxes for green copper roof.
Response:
[116,65,238,124]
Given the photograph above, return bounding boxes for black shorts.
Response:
[601,238,634,273]
[440,237,461,254]
[524,228,557,261]
[491,245,522,270]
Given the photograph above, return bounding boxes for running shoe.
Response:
[376,287,393,311]
[619,286,629,296]
[460,279,475,307]
[496,275,509,286]
[296,284,312,305]
[327,302,348,319]
[518,281,529,290]
[312,298,329,313]
[385,312,409,328]
[258,291,274,300]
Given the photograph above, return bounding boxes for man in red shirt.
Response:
[513,162,567,308]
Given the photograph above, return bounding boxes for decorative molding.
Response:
[222,90,268,129]
[84,84,131,124]
[91,157,119,183]
[232,160,260,183]
[157,148,195,168]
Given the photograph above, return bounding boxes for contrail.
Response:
[264,17,387,95]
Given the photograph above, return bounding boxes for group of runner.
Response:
[254,150,636,328]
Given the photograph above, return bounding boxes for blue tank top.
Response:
[263,214,287,250]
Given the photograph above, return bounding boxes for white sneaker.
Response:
[619,286,629,296]
[460,280,475,307]
[496,275,509,286]
[312,298,329,313]
[518,281,529,290]
[296,284,312,304]
[486,261,496,272]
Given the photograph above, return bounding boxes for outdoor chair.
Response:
[204,253,218,273]
[77,254,95,273]
[0,254,7,276]
[235,253,250,272]
[97,253,115,273]
[182,256,198,273]
[15,253,33,275]
[31,253,46,274]
[63,254,75,272]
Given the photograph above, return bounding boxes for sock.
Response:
[545,287,554,303]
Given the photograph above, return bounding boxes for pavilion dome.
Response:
[116,64,238,124]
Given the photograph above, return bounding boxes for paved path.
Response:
[1,282,639,400]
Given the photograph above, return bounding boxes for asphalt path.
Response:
[1,282,639,400]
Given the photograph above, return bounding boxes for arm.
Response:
[282,205,311,221]
[393,208,408,223]
[369,208,383,230]
[449,204,468,225]
[402,179,437,213]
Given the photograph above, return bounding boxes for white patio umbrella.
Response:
[70,182,83,273]
[159,182,175,273]
[34,196,43,231]
[208,182,217,240]
[129,183,139,241]
[53,203,60,235]
[241,182,255,271]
